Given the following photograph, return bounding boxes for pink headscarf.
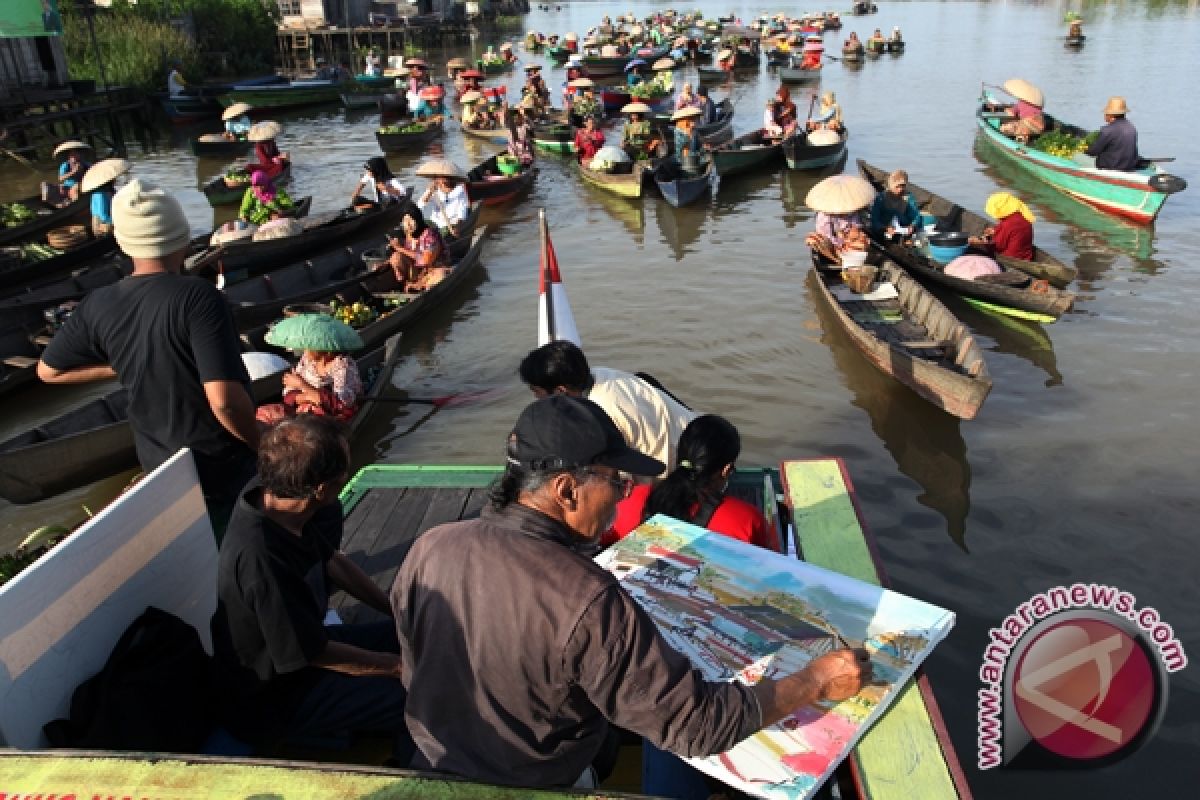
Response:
[251,170,276,204]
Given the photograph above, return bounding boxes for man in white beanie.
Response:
[39,180,259,537]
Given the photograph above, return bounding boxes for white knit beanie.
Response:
[112,179,192,258]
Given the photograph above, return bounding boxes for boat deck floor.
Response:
[840,297,950,361]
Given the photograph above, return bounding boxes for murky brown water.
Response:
[1,1,1198,795]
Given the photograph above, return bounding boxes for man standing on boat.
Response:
[519,340,696,474]
[38,180,259,535]
[1085,96,1141,171]
[211,416,413,762]
[390,396,871,788]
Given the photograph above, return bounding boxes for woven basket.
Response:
[47,225,88,250]
[841,265,878,294]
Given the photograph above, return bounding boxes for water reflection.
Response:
[938,293,1065,388]
[779,154,847,224]
[804,272,973,548]
[653,198,708,261]
[575,181,645,242]
[972,136,1159,263]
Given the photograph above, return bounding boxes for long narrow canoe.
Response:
[190,135,252,158]
[0,338,403,505]
[0,323,46,399]
[783,128,848,170]
[0,233,117,296]
[779,63,822,85]
[711,130,782,178]
[0,194,89,247]
[975,98,1185,224]
[202,162,292,207]
[241,227,488,356]
[375,119,443,152]
[653,159,713,208]
[859,159,1077,288]
[186,198,402,283]
[808,252,992,419]
[466,156,538,206]
[460,122,512,147]
[533,122,576,154]
[578,159,650,198]
[218,81,342,111]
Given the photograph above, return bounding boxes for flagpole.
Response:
[539,207,555,343]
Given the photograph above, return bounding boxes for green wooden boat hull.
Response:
[975,107,1172,224]
[219,85,341,110]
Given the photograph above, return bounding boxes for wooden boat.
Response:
[696,66,739,82]
[442,202,484,260]
[241,228,488,355]
[858,159,1077,288]
[578,159,651,198]
[711,130,782,178]
[1064,34,1086,48]
[465,156,538,206]
[218,80,341,111]
[779,61,822,85]
[0,324,46,399]
[783,128,848,170]
[851,1,878,14]
[652,99,735,152]
[886,39,906,53]
[477,59,515,75]
[532,122,576,154]
[375,119,443,152]
[653,159,713,207]
[841,45,865,62]
[341,91,388,110]
[975,97,1186,224]
[580,54,634,77]
[0,233,118,296]
[765,49,792,67]
[866,39,887,54]
[0,257,129,319]
[202,162,292,207]
[189,135,252,158]
[186,198,407,284]
[547,45,572,62]
[459,122,511,147]
[599,87,672,113]
[0,194,89,247]
[807,252,992,419]
[0,336,403,505]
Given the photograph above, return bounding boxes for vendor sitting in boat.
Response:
[651,58,675,93]
[772,86,798,138]
[716,47,735,73]
[868,169,922,240]
[458,68,483,94]
[844,31,863,52]
[459,91,496,130]
[672,106,709,164]
[573,116,606,165]
[868,28,886,49]
[969,192,1036,261]
[799,45,822,70]
[42,140,92,206]
[804,175,872,260]
[1085,96,1141,171]
[246,121,289,180]
[499,42,517,64]
[807,91,844,132]
[387,207,451,293]
[763,99,785,139]
[255,337,364,426]
[506,107,536,167]
[412,85,446,121]
[625,59,648,87]
[351,157,408,211]
[674,82,699,111]
[996,79,1046,143]
[222,102,252,141]
[522,64,551,108]
[239,170,296,226]
[620,102,661,160]
[480,45,503,67]
[80,158,131,237]
[417,159,469,239]
[891,26,903,43]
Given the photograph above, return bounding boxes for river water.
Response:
[1,0,1197,795]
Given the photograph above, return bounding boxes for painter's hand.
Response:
[809,648,872,702]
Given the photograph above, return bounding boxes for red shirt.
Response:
[574,128,605,164]
[605,484,778,551]
[990,212,1034,260]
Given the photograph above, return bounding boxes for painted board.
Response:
[594,514,955,800]
[0,448,217,748]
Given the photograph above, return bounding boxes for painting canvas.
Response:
[594,514,955,800]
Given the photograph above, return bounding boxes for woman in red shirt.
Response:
[607,414,779,551]
[573,116,606,165]
[970,191,1036,260]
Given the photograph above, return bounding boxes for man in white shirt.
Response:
[519,341,697,475]
[417,172,469,238]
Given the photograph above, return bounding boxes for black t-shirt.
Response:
[41,272,252,473]
[210,481,343,699]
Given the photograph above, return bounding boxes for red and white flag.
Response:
[537,209,582,348]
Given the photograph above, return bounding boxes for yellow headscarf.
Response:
[985,192,1036,224]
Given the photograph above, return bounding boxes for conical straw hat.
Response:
[222,102,253,120]
[671,106,702,121]
[81,158,131,193]
[416,158,464,179]
[568,77,594,88]
[804,174,876,214]
[446,57,469,69]
[653,57,676,70]
[621,102,652,114]
[459,90,483,104]
[247,121,282,141]
[717,48,734,60]
[53,140,91,157]
[1002,78,1044,108]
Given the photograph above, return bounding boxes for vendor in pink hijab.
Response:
[239,170,295,225]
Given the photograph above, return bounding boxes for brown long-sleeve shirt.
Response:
[390,502,762,788]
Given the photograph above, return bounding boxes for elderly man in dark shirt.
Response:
[390,395,870,789]
[1086,96,1140,171]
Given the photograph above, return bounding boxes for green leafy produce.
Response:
[1031,129,1098,158]
[0,202,36,228]
[0,526,68,588]
[378,122,429,135]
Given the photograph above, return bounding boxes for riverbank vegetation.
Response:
[64,0,278,92]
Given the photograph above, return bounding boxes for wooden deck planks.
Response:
[781,459,970,800]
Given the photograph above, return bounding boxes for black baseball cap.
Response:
[509,395,664,476]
